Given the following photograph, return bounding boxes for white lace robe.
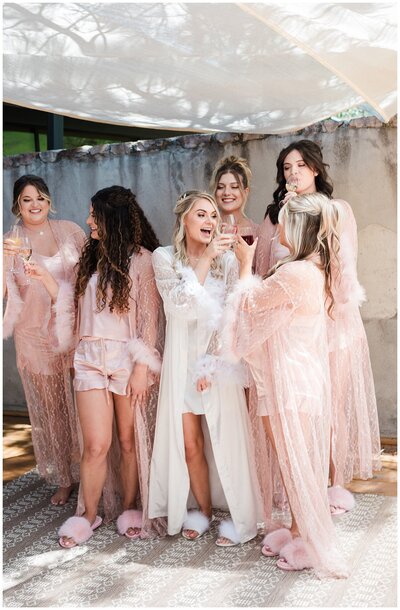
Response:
[148,246,263,542]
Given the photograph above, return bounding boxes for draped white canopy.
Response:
[3,2,397,134]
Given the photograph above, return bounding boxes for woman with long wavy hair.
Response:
[27,185,164,546]
[225,193,348,577]
[254,140,381,512]
[148,191,263,546]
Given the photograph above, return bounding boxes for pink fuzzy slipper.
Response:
[277,538,313,571]
[261,528,292,557]
[58,515,102,548]
[328,486,355,515]
[116,509,143,539]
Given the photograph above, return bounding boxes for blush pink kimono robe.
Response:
[255,200,381,485]
[55,246,165,535]
[3,219,86,488]
[224,260,348,578]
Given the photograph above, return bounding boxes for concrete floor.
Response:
[3,415,397,496]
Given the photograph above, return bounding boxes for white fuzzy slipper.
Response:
[215,519,242,547]
[182,510,213,540]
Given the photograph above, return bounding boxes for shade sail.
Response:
[3,2,397,134]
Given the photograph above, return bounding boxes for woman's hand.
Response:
[3,238,21,257]
[23,261,60,300]
[196,377,211,392]
[281,190,298,206]
[235,235,258,279]
[204,234,235,260]
[127,364,148,408]
[23,260,49,282]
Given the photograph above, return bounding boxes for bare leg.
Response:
[114,394,140,536]
[182,413,212,538]
[60,389,113,546]
[262,415,300,537]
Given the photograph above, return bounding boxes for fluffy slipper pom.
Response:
[328,486,355,511]
[116,510,143,535]
[183,510,210,535]
[218,519,242,545]
[58,516,94,544]
[279,538,314,570]
[262,528,292,553]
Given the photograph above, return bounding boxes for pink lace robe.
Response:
[3,219,86,488]
[57,247,166,535]
[255,201,381,484]
[225,260,348,578]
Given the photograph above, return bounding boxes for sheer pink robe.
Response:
[255,201,381,484]
[56,247,166,535]
[225,260,348,578]
[3,219,85,488]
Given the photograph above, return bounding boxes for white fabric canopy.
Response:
[3,2,397,134]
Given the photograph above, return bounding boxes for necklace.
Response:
[23,221,49,236]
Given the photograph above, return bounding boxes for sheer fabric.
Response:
[254,201,381,484]
[148,247,263,542]
[3,220,85,487]
[225,261,348,578]
[70,248,165,535]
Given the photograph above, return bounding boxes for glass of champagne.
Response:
[285,175,299,193]
[18,236,33,284]
[5,224,23,272]
[220,214,237,248]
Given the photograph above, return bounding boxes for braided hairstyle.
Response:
[75,185,160,314]
[266,140,333,224]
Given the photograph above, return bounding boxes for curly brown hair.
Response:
[75,185,160,314]
[266,140,334,224]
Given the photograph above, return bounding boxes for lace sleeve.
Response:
[222,265,301,363]
[254,216,275,277]
[152,247,218,320]
[127,250,162,374]
[331,199,365,308]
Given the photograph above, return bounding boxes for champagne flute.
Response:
[220,214,237,249]
[18,236,33,284]
[279,175,299,208]
[5,224,22,272]
[285,175,299,193]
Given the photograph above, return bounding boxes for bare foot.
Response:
[51,485,73,506]
[126,527,141,539]
[216,536,237,547]
[182,528,201,540]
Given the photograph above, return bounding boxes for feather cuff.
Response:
[192,354,250,387]
[127,337,162,373]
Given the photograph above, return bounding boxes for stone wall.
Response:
[3,117,397,437]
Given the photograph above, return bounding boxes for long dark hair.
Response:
[266,140,334,224]
[12,174,54,216]
[75,185,160,314]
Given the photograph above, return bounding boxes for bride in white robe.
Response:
[148,191,263,545]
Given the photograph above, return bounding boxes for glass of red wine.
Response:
[237,225,254,245]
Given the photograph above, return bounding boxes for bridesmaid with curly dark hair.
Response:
[27,185,165,547]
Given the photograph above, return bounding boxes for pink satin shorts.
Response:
[73,337,133,395]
